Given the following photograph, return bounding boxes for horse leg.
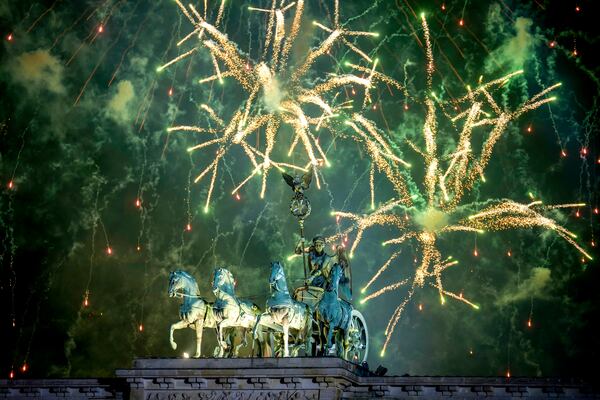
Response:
[253,314,262,339]
[303,313,313,356]
[169,320,189,350]
[327,321,335,355]
[283,322,290,357]
[193,319,204,358]
[342,329,350,360]
[234,329,248,357]
[216,325,226,357]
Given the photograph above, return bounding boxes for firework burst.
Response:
[332,15,590,356]
[162,0,394,205]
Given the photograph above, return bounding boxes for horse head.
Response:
[269,261,288,293]
[326,263,343,293]
[212,267,236,296]
[169,270,196,297]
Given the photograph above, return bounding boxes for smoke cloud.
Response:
[107,80,135,124]
[8,49,66,94]
[497,267,552,305]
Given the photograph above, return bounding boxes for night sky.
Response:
[1,0,599,379]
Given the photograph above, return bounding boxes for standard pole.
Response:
[299,219,308,280]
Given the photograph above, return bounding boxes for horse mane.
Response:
[174,270,200,295]
[215,268,236,297]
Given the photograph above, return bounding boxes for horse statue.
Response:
[315,262,355,358]
[253,261,313,357]
[168,270,218,358]
[212,267,263,357]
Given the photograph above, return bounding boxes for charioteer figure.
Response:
[296,239,352,301]
[295,235,331,288]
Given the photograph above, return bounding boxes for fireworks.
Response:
[332,15,590,355]
[162,0,394,206]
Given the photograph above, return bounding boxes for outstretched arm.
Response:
[295,240,309,254]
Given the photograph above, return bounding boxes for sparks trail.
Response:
[108,2,154,87]
[74,1,140,106]
[66,0,126,67]
[26,0,61,33]
[51,5,95,50]
[239,202,270,266]
[330,15,586,356]
[135,12,182,136]
[162,0,404,206]
[10,258,65,377]
[2,115,37,334]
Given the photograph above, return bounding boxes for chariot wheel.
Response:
[345,309,368,363]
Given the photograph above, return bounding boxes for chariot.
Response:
[293,285,369,363]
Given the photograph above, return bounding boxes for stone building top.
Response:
[2,358,597,399]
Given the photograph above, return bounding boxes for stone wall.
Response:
[1,358,596,399]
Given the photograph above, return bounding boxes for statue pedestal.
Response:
[116,358,354,400]
[115,358,594,400]
[1,358,594,399]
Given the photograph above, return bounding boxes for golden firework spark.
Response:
[163,0,394,205]
[332,14,588,356]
